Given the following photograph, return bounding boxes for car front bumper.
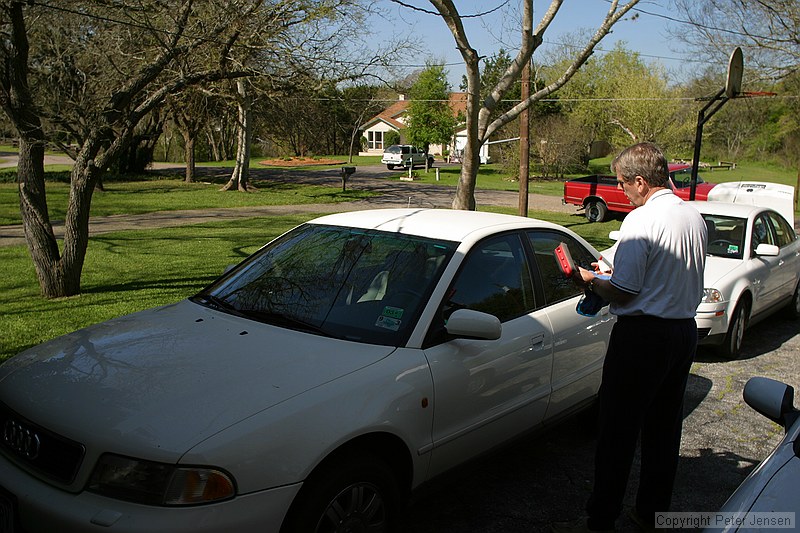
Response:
[695,303,729,345]
[0,453,301,533]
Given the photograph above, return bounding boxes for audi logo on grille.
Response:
[3,418,41,460]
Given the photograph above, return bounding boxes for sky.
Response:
[373,0,730,88]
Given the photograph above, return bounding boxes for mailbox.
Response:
[340,166,356,191]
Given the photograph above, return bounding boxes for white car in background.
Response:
[693,201,800,358]
[380,144,433,170]
[0,209,613,533]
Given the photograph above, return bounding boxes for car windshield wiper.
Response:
[193,294,245,316]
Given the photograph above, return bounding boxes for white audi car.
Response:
[693,201,800,358]
[0,208,614,533]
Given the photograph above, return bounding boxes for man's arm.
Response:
[574,267,636,306]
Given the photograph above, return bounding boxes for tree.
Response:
[0,0,354,298]
[405,63,458,156]
[398,0,640,209]
[168,88,214,183]
[673,0,800,80]
[673,0,800,166]
[553,42,691,152]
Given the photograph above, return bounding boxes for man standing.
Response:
[553,143,707,532]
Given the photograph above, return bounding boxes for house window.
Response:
[368,131,383,150]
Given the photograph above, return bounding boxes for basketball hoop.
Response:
[737,91,778,98]
[726,47,743,98]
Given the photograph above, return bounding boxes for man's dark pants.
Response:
[586,314,697,530]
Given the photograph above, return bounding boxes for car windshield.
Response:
[704,214,746,259]
[194,224,457,346]
[670,168,706,188]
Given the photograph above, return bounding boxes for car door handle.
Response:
[530,333,545,348]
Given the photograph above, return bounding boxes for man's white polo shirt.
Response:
[609,189,707,319]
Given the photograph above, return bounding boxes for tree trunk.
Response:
[220,80,253,192]
[183,129,196,183]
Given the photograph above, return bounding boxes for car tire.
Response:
[427,157,434,168]
[785,280,800,319]
[585,200,608,223]
[281,453,400,533]
[719,300,749,359]
[386,164,395,170]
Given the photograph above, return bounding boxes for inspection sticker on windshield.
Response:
[727,245,739,254]
[375,306,404,331]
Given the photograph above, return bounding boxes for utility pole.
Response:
[518,59,530,217]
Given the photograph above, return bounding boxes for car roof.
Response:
[688,200,772,219]
[309,208,569,243]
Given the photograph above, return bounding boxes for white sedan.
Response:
[693,202,800,358]
[0,208,613,533]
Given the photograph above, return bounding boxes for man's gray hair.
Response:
[611,142,670,188]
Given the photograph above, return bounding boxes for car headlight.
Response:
[702,288,723,303]
[87,453,235,506]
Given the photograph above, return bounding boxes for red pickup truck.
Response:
[563,163,717,222]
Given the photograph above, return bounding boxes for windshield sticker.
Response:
[375,315,401,331]
[727,245,739,254]
[382,306,404,320]
[375,306,404,331]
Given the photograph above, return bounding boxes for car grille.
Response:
[697,328,711,340]
[0,403,85,484]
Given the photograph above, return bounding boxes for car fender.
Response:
[180,347,434,494]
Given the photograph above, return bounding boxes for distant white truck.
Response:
[381,145,434,170]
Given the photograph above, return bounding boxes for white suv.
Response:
[381,144,434,170]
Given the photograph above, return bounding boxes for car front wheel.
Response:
[785,280,800,319]
[282,453,400,533]
[720,300,749,359]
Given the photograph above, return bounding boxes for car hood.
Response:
[693,182,717,200]
[703,256,743,289]
[0,300,395,456]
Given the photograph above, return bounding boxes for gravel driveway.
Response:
[394,315,799,532]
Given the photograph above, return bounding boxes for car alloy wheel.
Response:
[721,302,748,359]
[786,280,800,319]
[282,453,399,533]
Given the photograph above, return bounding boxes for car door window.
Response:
[752,215,775,250]
[766,212,795,247]
[442,233,535,323]
[527,231,598,307]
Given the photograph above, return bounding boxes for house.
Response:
[360,93,491,164]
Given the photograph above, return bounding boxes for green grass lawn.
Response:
[0,152,795,362]
[0,179,374,226]
[0,208,620,362]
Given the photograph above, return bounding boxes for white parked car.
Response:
[693,201,800,358]
[0,209,613,533]
[380,144,433,170]
[704,376,800,533]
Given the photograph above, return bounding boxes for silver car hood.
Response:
[0,300,395,456]
[703,256,743,288]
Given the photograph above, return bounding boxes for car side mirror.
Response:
[446,309,502,340]
[743,377,796,428]
[754,243,780,257]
